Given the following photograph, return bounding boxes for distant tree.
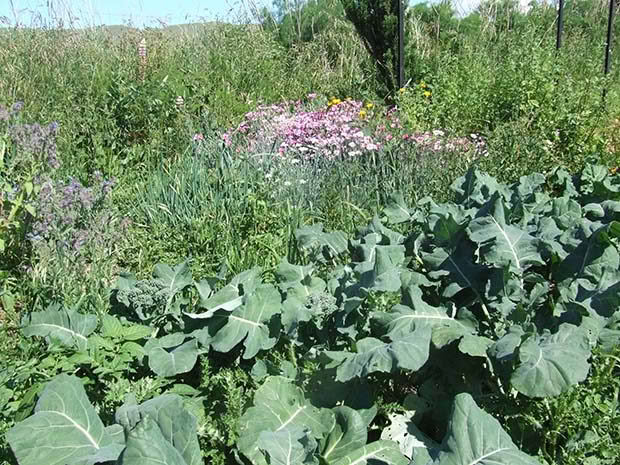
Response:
[410,0,458,42]
[262,0,343,48]
[340,0,404,95]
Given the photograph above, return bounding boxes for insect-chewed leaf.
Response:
[7,374,124,465]
[330,440,409,465]
[381,412,439,462]
[21,303,97,351]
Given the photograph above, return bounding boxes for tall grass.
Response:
[0,19,373,179]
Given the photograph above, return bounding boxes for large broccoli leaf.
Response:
[7,374,124,465]
[238,376,334,465]
[21,303,97,351]
[431,393,540,465]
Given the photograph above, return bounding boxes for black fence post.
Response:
[556,0,565,50]
[603,0,616,102]
[398,0,405,90]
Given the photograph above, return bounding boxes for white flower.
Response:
[284,181,292,187]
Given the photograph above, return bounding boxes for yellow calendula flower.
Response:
[365,102,374,109]
[424,91,432,98]
[359,110,367,118]
[420,81,427,89]
[328,97,342,107]
[399,88,406,94]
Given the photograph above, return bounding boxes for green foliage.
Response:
[263,0,345,48]
[7,374,201,465]
[2,5,620,464]
[341,0,403,95]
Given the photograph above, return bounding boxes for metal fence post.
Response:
[398,0,405,90]
[556,0,565,50]
[603,0,617,102]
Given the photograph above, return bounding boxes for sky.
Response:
[0,0,274,28]
[0,0,494,29]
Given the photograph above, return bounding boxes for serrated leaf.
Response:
[101,314,125,338]
[210,284,282,359]
[511,324,591,397]
[122,324,154,341]
[238,376,334,465]
[21,303,97,351]
[7,374,122,465]
[144,333,199,377]
[330,440,409,465]
[433,393,540,465]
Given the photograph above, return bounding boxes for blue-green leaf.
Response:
[21,303,97,351]
[7,374,123,465]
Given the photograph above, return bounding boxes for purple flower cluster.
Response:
[29,172,119,251]
[1,101,61,171]
[9,121,61,170]
[0,101,24,122]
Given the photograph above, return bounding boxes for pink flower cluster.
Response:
[219,95,487,160]
[222,98,379,160]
